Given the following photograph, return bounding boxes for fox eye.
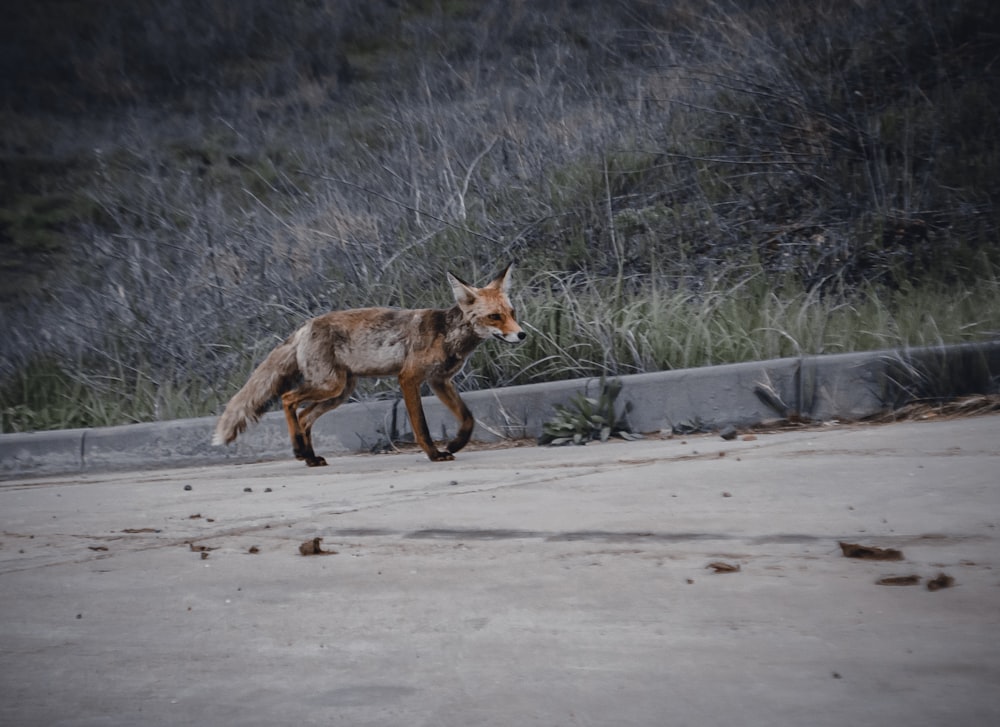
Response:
[487,313,503,321]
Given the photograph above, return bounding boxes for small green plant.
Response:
[538,378,642,446]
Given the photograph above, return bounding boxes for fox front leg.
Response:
[399,371,454,462]
[429,378,475,454]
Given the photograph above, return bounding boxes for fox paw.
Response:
[429,450,455,462]
[304,456,328,467]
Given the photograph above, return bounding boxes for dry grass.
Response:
[1,0,998,431]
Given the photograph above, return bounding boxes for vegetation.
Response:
[1,0,999,432]
[538,378,641,446]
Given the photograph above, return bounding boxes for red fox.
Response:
[212,265,526,464]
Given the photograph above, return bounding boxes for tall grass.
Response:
[4,265,998,433]
[471,268,1000,387]
[3,262,999,433]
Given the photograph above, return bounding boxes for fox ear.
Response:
[487,263,514,293]
[447,271,477,306]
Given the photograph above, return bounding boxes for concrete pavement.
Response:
[1,414,999,726]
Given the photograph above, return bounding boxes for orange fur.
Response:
[213,265,525,464]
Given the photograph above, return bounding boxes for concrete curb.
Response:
[2,341,998,478]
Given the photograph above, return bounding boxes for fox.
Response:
[212,264,526,464]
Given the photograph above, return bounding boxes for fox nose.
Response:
[516,331,527,341]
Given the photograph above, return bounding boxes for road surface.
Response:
[2,415,999,726]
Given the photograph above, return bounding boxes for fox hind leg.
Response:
[282,391,325,466]
[297,375,357,466]
[282,375,352,467]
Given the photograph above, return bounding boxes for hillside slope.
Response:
[1,0,998,431]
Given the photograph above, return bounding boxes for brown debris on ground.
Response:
[926,573,956,591]
[876,575,921,586]
[839,541,904,561]
[864,394,1000,425]
[299,537,337,556]
[706,561,741,573]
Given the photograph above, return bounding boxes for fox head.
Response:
[448,264,527,344]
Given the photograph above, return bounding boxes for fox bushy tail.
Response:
[212,337,300,445]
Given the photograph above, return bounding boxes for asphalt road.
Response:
[2,415,999,726]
